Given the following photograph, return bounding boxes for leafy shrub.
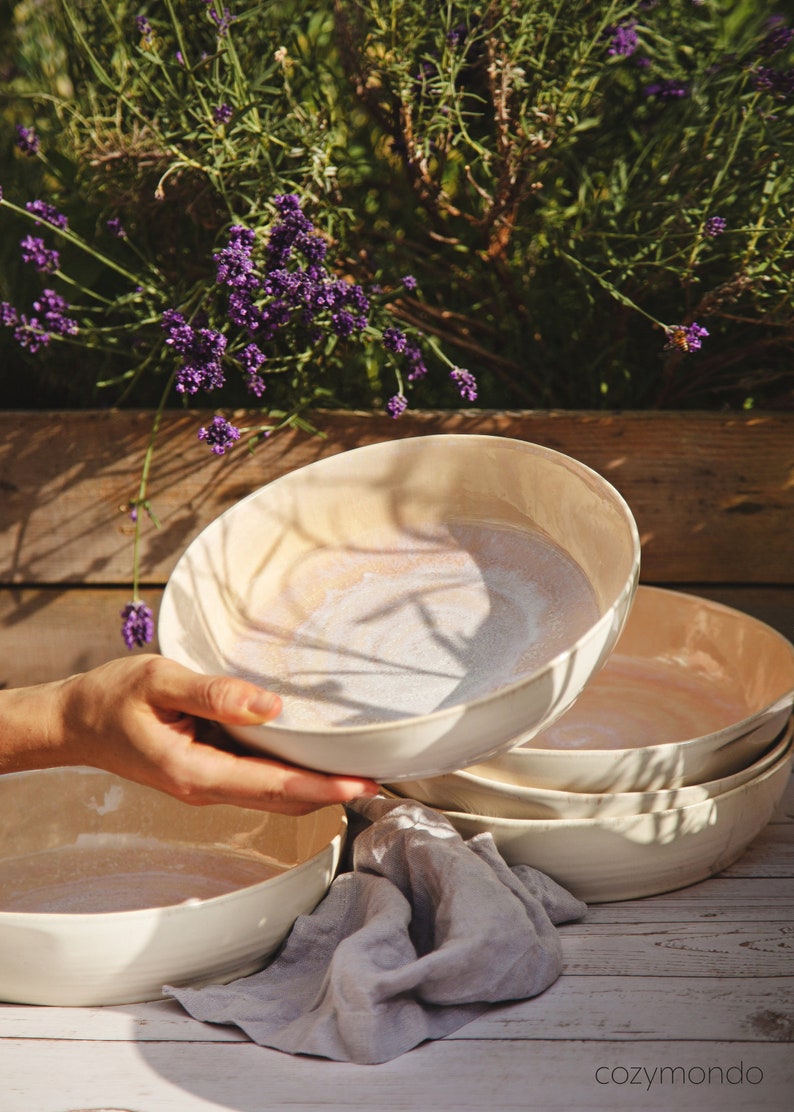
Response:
[1,0,792,643]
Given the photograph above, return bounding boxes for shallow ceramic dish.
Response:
[159,435,640,781]
[0,768,346,1006]
[434,739,792,902]
[473,586,794,793]
[387,718,792,820]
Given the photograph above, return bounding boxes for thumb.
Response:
[152,661,282,724]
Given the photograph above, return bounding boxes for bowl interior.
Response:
[521,585,794,754]
[159,435,639,736]
[0,768,345,915]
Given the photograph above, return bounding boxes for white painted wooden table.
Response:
[1,772,791,1112]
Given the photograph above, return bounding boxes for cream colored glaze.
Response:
[158,434,640,780]
[0,769,347,1006]
[516,584,794,753]
[0,837,287,914]
[231,521,600,728]
[442,744,793,903]
[526,653,751,751]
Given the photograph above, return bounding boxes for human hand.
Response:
[3,655,379,814]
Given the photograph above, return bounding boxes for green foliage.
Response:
[2,0,794,413]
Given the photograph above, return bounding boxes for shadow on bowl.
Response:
[159,435,640,781]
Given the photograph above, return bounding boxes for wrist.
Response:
[0,675,80,774]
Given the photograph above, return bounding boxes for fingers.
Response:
[160,740,380,813]
[140,656,283,725]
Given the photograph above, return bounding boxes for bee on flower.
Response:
[664,323,709,354]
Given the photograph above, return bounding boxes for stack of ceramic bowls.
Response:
[1,435,644,1008]
[386,586,794,902]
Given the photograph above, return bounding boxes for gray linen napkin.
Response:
[166,795,586,1064]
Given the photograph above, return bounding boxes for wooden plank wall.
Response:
[1,409,792,686]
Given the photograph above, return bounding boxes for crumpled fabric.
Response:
[166,794,586,1064]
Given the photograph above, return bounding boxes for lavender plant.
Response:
[330,0,794,408]
[1,0,793,646]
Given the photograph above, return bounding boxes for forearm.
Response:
[0,677,77,774]
[0,658,379,811]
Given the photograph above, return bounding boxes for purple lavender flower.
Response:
[406,344,428,382]
[245,374,266,398]
[135,14,154,44]
[274,193,302,214]
[162,311,227,393]
[1,291,76,350]
[25,200,68,229]
[665,322,709,353]
[1,300,45,352]
[239,342,265,374]
[121,601,154,649]
[415,60,438,86]
[401,274,418,291]
[214,226,258,289]
[226,287,260,331]
[20,234,59,273]
[12,316,49,352]
[266,196,323,269]
[704,215,727,237]
[645,79,688,99]
[450,367,478,402]
[382,326,408,353]
[213,103,233,124]
[608,20,638,58]
[32,289,78,336]
[107,216,127,237]
[197,415,241,454]
[751,65,794,97]
[447,24,466,48]
[15,125,40,156]
[238,345,267,396]
[759,19,794,58]
[386,393,408,418]
[203,1,235,35]
[330,309,357,338]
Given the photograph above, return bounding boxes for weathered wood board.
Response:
[1,409,791,586]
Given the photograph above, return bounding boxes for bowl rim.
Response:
[158,434,641,738]
[439,735,793,832]
[427,715,793,804]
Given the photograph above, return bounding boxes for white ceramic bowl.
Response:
[387,718,792,819]
[473,586,794,793]
[0,768,346,1006]
[159,435,640,781]
[435,739,793,902]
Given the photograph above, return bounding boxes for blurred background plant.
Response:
[1,0,793,643]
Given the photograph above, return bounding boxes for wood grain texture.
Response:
[1,409,791,585]
[2,584,792,690]
[0,1037,791,1111]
